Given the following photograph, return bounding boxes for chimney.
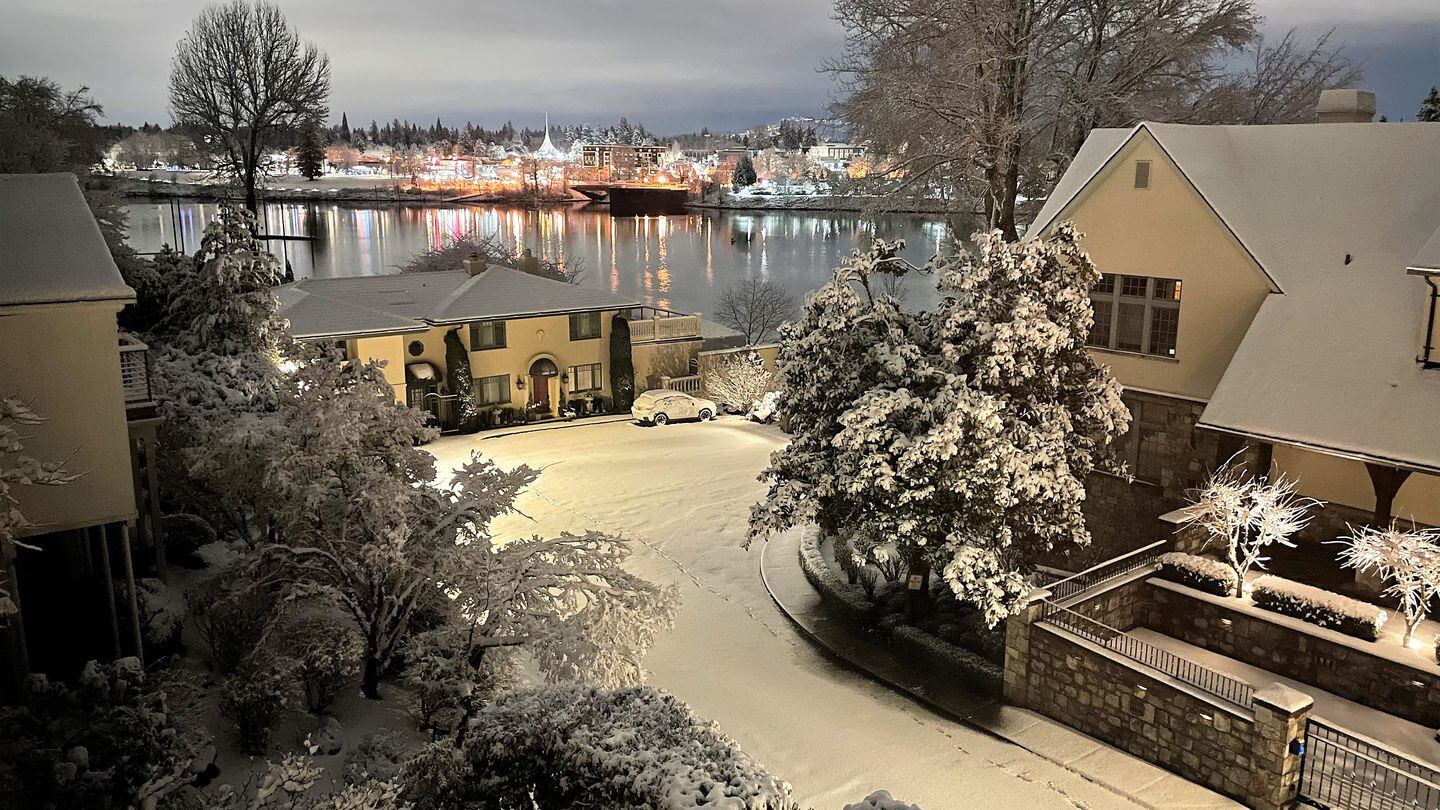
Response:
[1316,89,1376,123]
[463,252,487,276]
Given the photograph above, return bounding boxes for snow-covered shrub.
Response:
[704,350,774,414]
[869,544,905,583]
[843,790,923,810]
[133,577,186,657]
[402,630,518,737]
[219,661,290,755]
[344,732,411,784]
[1336,524,1440,646]
[188,579,276,674]
[1184,463,1319,595]
[0,397,77,618]
[0,658,192,809]
[1155,552,1238,597]
[857,565,880,601]
[205,749,404,810]
[401,684,797,809]
[750,390,780,423]
[1251,575,1388,641]
[280,614,363,714]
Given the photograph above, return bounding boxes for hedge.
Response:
[1251,575,1389,641]
[1154,552,1238,597]
[798,531,1003,695]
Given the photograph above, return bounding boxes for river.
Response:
[122,200,952,317]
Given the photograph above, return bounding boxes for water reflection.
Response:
[124,200,951,317]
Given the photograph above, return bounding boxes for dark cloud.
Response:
[0,0,1434,132]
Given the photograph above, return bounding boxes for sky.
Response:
[0,0,1436,134]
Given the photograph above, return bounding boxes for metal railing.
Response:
[119,333,152,404]
[1046,540,1166,603]
[1040,601,1256,711]
[659,374,703,394]
[1299,719,1440,810]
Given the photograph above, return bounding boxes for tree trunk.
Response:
[904,556,931,621]
[361,655,382,699]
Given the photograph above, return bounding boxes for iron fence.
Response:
[1298,719,1440,810]
[1040,601,1255,710]
[1046,540,1166,603]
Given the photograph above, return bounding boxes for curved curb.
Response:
[759,530,1218,810]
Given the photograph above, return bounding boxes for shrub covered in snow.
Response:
[704,350,774,415]
[0,658,193,809]
[843,790,924,810]
[1155,552,1239,597]
[134,577,186,656]
[187,578,276,675]
[205,749,404,810]
[402,684,798,809]
[750,390,780,423]
[280,614,363,714]
[1251,575,1388,641]
[219,661,290,755]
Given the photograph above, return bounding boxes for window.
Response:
[1116,395,1169,484]
[1133,160,1151,189]
[476,374,510,406]
[569,311,602,340]
[469,320,506,350]
[407,340,425,357]
[1087,273,1181,357]
[569,363,602,392]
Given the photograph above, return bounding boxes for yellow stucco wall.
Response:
[0,302,137,535]
[1052,131,1274,402]
[348,312,701,409]
[1272,445,1440,527]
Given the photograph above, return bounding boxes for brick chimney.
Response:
[463,252,487,276]
[1316,89,1376,123]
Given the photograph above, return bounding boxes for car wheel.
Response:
[654,413,669,425]
[699,408,713,421]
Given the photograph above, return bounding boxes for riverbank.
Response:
[688,192,964,215]
[107,172,576,206]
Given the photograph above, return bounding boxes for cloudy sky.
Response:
[1,0,1436,133]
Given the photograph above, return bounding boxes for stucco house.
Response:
[1029,93,1440,559]
[277,258,708,426]
[0,173,164,697]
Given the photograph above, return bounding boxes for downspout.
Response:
[1420,276,1439,369]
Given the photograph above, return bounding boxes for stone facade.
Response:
[1144,579,1440,727]
[1006,589,1310,809]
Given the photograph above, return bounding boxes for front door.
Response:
[529,375,551,414]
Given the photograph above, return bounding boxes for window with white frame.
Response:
[469,320,506,350]
[569,363,602,392]
[476,373,510,405]
[1087,273,1181,358]
[569,311,602,340]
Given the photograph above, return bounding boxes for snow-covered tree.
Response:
[1185,462,1319,596]
[732,153,758,189]
[751,227,1129,625]
[1336,524,1440,646]
[401,684,797,809]
[1419,87,1440,123]
[295,117,326,180]
[0,397,77,618]
[704,351,774,415]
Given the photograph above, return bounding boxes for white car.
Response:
[631,389,718,425]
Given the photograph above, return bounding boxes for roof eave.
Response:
[426,302,644,327]
[1194,420,1440,478]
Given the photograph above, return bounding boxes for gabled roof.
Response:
[1036,122,1440,474]
[0,173,135,307]
[277,265,644,339]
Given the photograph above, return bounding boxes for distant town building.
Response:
[808,142,865,171]
[580,143,667,171]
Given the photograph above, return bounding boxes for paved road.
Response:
[429,417,1157,809]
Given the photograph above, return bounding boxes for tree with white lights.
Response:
[751,227,1129,624]
[1337,524,1440,646]
[1186,462,1319,596]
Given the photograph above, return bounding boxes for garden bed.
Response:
[798,529,1003,695]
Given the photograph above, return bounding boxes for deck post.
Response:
[95,525,122,659]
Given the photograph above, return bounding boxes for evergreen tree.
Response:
[444,328,482,432]
[1420,87,1440,123]
[296,117,325,180]
[368,119,379,142]
[732,153,758,189]
[609,317,635,411]
[339,111,350,142]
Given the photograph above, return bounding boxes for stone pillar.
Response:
[1003,588,1050,708]
[1250,683,1313,810]
[1159,505,1206,554]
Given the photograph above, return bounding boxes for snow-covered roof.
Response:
[1035,122,1440,474]
[0,173,135,307]
[277,266,644,339]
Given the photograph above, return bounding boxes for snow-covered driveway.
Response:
[427,417,1143,809]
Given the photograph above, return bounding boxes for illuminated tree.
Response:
[1337,524,1440,646]
[1185,463,1319,595]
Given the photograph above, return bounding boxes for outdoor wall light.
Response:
[1133,684,1148,698]
[561,372,569,383]
[1412,680,1427,689]
[1197,712,1214,724]
[515,375,525,390]
[1219,618,1233,629]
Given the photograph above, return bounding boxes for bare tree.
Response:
[1189,29,1363,124]
[168,0,330,213]
[399,230,585,285]
[1336,524,1440,647]
[714,279,799,345]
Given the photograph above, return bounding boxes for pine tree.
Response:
[338,112,350,142]
[609,317,635,411]
[295,117,325,180]
[1420,87,1440,123]
[732,153,758,189]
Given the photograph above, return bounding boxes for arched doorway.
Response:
[527,357,560,418]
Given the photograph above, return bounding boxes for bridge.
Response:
[568,182,691,216]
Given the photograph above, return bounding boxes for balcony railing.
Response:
[659,374,703,394]
[628,308,702,343]
[119,333,152,405]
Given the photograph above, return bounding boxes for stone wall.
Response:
[1143,579,1440,727]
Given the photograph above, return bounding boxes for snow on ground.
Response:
[1128,628,1440,769]
[428,416,1156,810]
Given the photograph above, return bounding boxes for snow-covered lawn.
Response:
[428,417,1154,809]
